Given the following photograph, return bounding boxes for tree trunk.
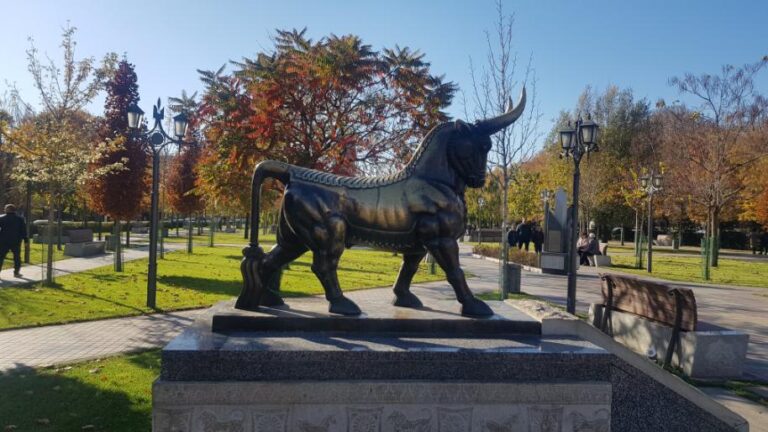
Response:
[187,215,193,253]
[499,175,510,298]
[45,186,55,285]
[114,220,123,272]
[125,221,131,248]
[209,216,215,247]
[56,200,63,251]
[97,217,103,240]
[710,207,720,267]
[24,182,32,264]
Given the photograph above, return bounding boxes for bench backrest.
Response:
[600,273,697,331]
[67,229,94,243]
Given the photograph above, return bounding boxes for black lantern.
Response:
[127,104,144,129]
[173,112,189,138]
[559,122,575,150]
[579,115,598,148]
[652,175,663,189]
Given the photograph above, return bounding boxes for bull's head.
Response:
[447,88,527,188]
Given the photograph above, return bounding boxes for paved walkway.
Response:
[0,311,201,371]
[0,243,184,287]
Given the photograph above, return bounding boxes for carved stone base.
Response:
[154,298,613,432]
[153,381,611,432]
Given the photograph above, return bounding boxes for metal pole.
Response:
[647,191,653,273]
[566,162,581,314]
[147,148,160,308]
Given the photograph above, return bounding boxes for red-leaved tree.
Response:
[87,59,148,271]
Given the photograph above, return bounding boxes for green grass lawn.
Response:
[0,246,444,330]
[609,253,768,288]
[161,230,272,246]
[0,350,159,432]
[9,243,68,268]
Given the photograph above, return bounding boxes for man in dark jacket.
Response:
[0,204,28,278]
[516,218,532,251]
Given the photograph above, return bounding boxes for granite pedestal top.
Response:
[161,298,610,382]
[210,296,541,334]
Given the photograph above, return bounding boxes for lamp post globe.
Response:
[127,104,144,129]
[173,111,189,139]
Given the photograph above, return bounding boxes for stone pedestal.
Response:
[154,297,613,432]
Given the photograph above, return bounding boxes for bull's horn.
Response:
[475,87,526,134]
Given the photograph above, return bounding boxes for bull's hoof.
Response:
[460,297,494,318]
[393,291,424,309]
[260,290,285,307]
[235,294,261,312]
[329,296,362,316]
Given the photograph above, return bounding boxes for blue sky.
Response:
[2,0,766,148]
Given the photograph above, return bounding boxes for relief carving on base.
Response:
[527,406,563,432]
[437,407,473,432]
[347,407,382,432]
[198,410,245,432]
[297,415,336,432]
[388,410,432,432]
[154,409,193,432]
[482,415,520,432]
[252,409,289,432]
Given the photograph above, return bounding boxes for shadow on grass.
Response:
[0,354,157,431]
[156,275,240,296]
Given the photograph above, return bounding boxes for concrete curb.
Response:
[470,253,543,273]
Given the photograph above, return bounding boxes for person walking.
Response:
[749,230,762,255]
[507,223,518,249]
[0,204,28,278]
[516,218,532,251]
[761,231,768,256]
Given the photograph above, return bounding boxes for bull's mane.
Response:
[287,122,455,189]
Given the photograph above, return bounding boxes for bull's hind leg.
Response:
[425,237,494,318]
[392,251,427,308]
[308,216,361,316]
[259,243,307,306]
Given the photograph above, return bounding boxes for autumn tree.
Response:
[196,29,456,226]
[664,58,768,264]
[195,67,253,237]
[166,143,204,252]
[5,25,115,283]
[87,59,148,271]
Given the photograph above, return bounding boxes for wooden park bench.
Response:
[590,273,748,378]
[63,229,106,257]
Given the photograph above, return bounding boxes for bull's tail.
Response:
[236,160,290,311]
[248,160,291,245]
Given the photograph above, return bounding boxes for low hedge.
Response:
[472,244,540,268]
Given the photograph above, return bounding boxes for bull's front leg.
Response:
[392,251,427,308]
[424,237,494,317]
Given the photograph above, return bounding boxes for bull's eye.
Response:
[455,141,473,158]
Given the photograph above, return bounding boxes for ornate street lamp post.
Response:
[559,115,599,314]
[127,99,188,308]
[640,170,663,273]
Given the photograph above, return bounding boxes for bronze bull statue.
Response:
[237,89,526,317]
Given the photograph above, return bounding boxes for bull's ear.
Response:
[454,120,473,135]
